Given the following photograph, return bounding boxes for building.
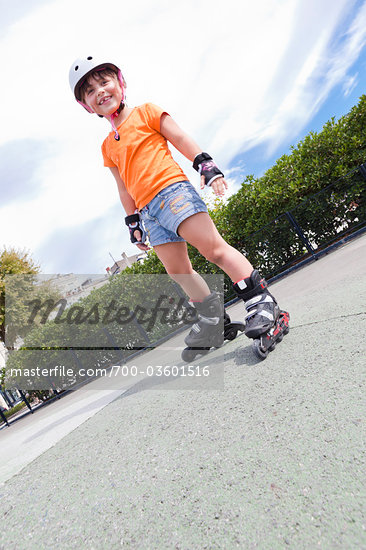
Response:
[107,251,147,276]
[41,273,110,307]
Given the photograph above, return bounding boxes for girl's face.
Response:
[83,73,123,117]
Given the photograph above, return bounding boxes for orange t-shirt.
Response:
[101,103,188,210]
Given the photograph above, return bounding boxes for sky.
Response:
[1,0,366,275]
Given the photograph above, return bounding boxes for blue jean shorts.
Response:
[140,181,208,246]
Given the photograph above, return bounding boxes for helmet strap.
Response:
[109,101,125,141]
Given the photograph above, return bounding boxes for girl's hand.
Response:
[201,175,228,197]
[133,230,151,251]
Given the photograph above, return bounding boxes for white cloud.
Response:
[343,73,359,97]
[223,0,366,158]
[1,0,366,272]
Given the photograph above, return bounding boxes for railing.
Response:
[223,164,366,299]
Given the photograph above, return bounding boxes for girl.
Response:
[69,56,289,358]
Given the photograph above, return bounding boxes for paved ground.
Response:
[1,235,365,549]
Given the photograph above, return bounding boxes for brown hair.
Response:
[78,68,118,102]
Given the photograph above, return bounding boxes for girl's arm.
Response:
[159,114,201,161]
[109,167,149,251]
[159,113,228,197]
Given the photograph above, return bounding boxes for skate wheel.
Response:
[181,348,197,362]
[268,342,276,351]
[283,326,290,336]
[225,328,238,341]
[182,347,211,361]
[277,334,283,343]
[224,311,231,324]
[212,334,224,348]
[252,339,268,360]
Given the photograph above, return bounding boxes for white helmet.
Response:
[69,55,125,113]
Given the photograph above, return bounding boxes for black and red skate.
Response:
[252,310,290,360]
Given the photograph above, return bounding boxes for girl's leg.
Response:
[154,241,226,351]
[177,212,253,282]
[177,213,289,345]
[153,241,211,300]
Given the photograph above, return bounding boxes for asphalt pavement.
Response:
[0,234,365,549]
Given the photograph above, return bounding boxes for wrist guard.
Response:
[193,152,224,186]
[125,212,147,245]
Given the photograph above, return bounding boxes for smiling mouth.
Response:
[98,96,111,105]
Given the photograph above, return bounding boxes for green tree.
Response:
[0,248,40,344]
[0,248,63,390]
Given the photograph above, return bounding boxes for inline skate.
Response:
[181,292,245,362]
[233,270,290,360]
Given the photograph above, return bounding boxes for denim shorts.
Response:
[140,180,208,246]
